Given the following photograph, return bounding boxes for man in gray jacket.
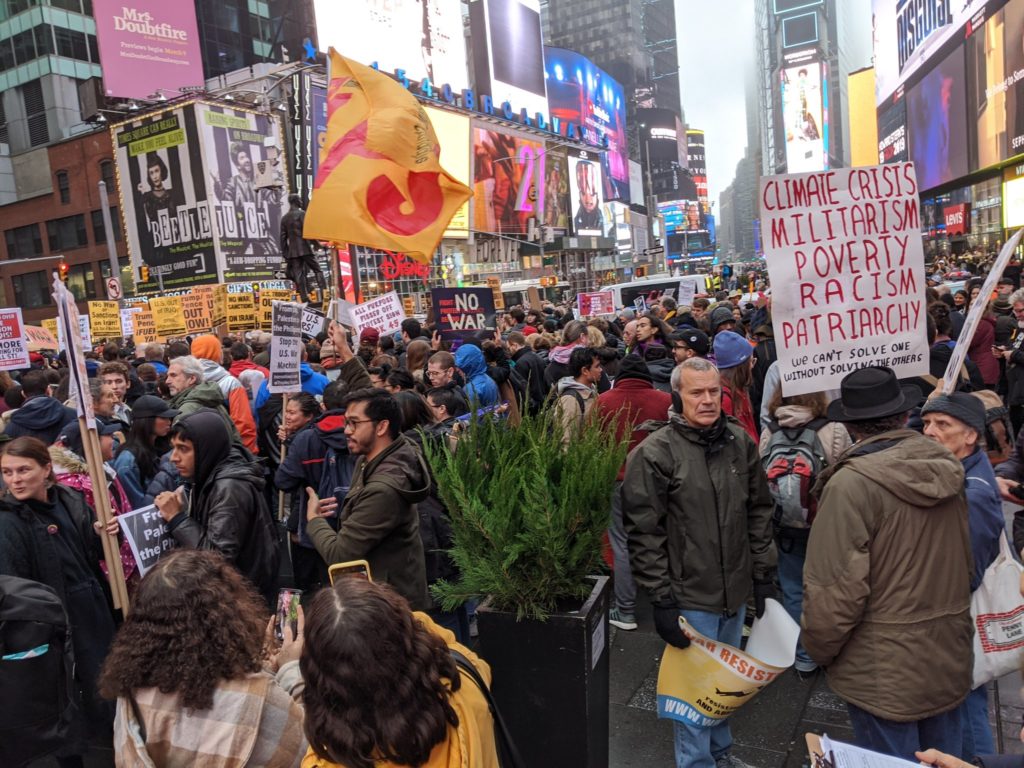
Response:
[624,357,776,768]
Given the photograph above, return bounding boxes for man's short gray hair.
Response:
[1010,287,1024,307]
[670,357,719,390]
[169,355,204,383]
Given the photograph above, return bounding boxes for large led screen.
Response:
[568,152,606,237]
[544,46,628,201]
[877,99,908,164]
[472,126,544,235]
[313,0,470,91]
[478,0,548,117]
[907,45,968,190]
[781,61,827,172]
[967,5,1007,171]
[425,107,471,239]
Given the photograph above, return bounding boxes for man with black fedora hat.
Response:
[802,366,973,757]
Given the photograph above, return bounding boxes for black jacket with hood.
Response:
[164,409,280,600]
[3,396,77,443]
[306,434,431,610]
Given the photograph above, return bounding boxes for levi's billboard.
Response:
[944,203,970,236]
[92,0,204,100]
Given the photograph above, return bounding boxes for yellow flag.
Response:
[305,50,471,262]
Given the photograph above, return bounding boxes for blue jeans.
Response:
[846,702,962,758]
[673,607,747,768]
[775,531,814,670]
[609,482,636,614]
[960,685,994,759]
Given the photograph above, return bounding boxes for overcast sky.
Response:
[675,0,756,211]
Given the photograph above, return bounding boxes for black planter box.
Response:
[477,575,610,768]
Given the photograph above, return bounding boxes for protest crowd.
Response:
[3,253,1024,768]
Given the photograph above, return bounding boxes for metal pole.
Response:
[98,181,122,299]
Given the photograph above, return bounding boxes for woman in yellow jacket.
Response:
[300,577,500,768]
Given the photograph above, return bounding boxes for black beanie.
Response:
[615,355,653,384]
[920,393,986,436]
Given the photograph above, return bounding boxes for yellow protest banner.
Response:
[87,301,122,341]
[132,309,158,344]
[212,284,227,327]
[656,602,797,728]
[149,295,186,338]
[258,289,294,329]
[41,318,59,342]
[181,290,214,335]
[226,292,256,332]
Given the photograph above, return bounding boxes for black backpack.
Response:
[0,576,78,767]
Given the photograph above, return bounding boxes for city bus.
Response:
[604,275,712,310]
[500,278,570,308]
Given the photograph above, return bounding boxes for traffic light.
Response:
[635,265,648,278]
[139,265,150,282]
[58,261,69,283]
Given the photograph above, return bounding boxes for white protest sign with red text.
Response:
[0,308,30,371]
[351,291,406,337]
[760,162,928,396]
[577,291,615,317]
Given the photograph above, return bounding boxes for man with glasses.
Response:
[426,351,458,388]
[670,329,710,366]
[305,322,432,610]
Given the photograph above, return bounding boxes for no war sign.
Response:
[431,288,497,341]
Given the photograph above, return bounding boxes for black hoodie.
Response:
[165,409,280,600]
[4,396,77,444]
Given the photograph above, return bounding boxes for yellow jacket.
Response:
[301,613,499,768]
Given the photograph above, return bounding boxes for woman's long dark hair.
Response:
[301,579,460,768]
[123,416,161,484]
[98,550,268,711]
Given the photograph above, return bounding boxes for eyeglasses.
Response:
[343,417,376,431]
[672,344,689,352]
[426,368,451,379]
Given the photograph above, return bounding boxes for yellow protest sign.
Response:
[226,291,256,332]
[41,318,59,342]
[87,301,122,341]
[132,309,158,344]
[212,284,227,327]
[656,602,797,728]
[258,289,294,329]
[149,295,186,338]
[181,289,214,335]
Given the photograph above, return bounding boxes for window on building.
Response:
[34,24,52,56]
[87,34,98,63]
[46,214,88,251]
[0,95,7,146]
[67,263,96,301]
[91,207,121,244]
[54,27,88,61]
[56,171,69,204]
[0,38,14,71]
[11,29,35,65]
[99,159,115,190]
[20,80,48,147]
[49,0,84,12]
[12,270,51,309]
[4,223,43,259]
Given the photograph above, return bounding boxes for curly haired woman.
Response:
[301,577,499,768]
[99,550,307,767]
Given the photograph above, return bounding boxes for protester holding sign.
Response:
[0,436,117,755]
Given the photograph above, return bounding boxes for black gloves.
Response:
[753,579,778,619]
[652,603,690,649]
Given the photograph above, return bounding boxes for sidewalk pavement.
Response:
[610,594,1024,767]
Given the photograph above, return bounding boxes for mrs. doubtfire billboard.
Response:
[112,101,287,292]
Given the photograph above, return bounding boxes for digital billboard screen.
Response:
[568,151,606,237]
[544,46,629,201]
[877,98,908,164]
[966,4,1008,171]
[544,146,571,232]
[907,44,968,190]
[1004,0,1024,161]
[313,0,470,91]
[659,200,707,234]
[872,0,988,106]
[472,125,544,235]
[473,0,548,117]
[92,0,203,99]
[781,60,827,172]
[425,107,471,239]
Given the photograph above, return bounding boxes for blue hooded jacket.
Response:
[962,447,1006,592]
[454,344,499,407]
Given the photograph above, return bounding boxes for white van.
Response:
[604,275,711,310]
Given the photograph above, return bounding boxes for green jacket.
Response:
[168,382,245,451]
[803,430,973,722]
[307,435,431,610]
[622,413,776,613]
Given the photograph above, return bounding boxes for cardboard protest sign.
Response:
[212,284,228,327]
[577,291,615,317]
[54,275,95,428]
[487,276,505,310]
[120,307,142,338]
[117,505,176,578]
[259,289,294,329]
[431,288,497,341]
[0,309,30,370]
[633,296,647,314]
[226,290,256,332]
[657,600,798,728]
[132,309,158,344]
[149,295,187,338]
[678,280,697,307]
[269,301,303,393]
[328,299,357,327]
[87,301,122,341]
[351,291,406,336]
[760,163,928,396]
[301,305,327,340]
[181,289,214,335]
[25,324,58,351]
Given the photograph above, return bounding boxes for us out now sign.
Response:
[431,288,497,341]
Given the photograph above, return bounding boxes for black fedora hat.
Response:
[826,366,923,422]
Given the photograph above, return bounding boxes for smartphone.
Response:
[328,559,372,585]
[275,588,302,642]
